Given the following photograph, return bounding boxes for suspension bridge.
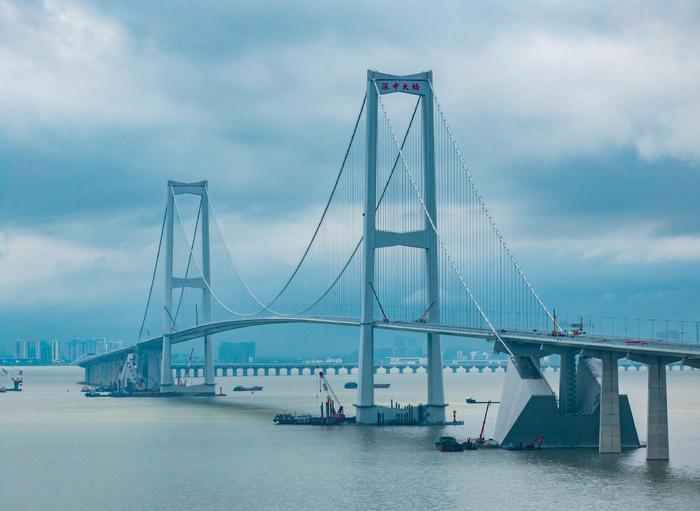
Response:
[79,70,700,459]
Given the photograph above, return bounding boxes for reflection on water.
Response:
[1,367,699,510]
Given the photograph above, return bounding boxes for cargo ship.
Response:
[233,385,263,392]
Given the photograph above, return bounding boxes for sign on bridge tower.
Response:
[357,70,446,424]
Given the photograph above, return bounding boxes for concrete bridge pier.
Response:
[598,352,622,453]
[356,323,375,423]
[204,334,214,387]
[558,351,577,415]
[647,357,669,460]
[139,347,161,390]
[160,334,174,389]
[494,342,639,450]
[425,333,447,423]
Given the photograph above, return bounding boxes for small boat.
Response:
[233,385,263,392]
[343,382,390,389]
[435,436,464,452]
[475,438,499,448]
[466,398,500,404]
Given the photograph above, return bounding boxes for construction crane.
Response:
[478,400,492,442]
[1,367,23,391]
[317,367,345,420]
[118,354,139,393]
[177,348,195,386]
[416,301,436,323]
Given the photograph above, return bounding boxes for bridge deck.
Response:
[77,316,700,367]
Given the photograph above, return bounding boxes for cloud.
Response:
[432,28,700,165]
[513,223,700,265]
[0,1,191,132]
[0,215,159,307]
[1,0,699,342]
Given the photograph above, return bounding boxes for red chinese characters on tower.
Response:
[378,81,422,93]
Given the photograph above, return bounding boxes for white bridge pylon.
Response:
[357,71,444,424]
[161,180,215,393]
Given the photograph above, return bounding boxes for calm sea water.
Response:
[1,366,700,510]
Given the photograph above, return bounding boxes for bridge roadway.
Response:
[78,315,700,368]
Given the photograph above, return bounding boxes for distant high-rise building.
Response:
[12,338,124,364]
[392,337,423,358]
[218,341,255,363]
[15,340,28,359]
[38,341,53,365]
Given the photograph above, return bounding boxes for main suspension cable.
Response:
[138,206,167,341]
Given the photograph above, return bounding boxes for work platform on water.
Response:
[76,69,698,460]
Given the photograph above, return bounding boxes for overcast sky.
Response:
[1,1,698,352]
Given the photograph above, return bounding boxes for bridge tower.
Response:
[161,180,215,393]
[357,70,446,424]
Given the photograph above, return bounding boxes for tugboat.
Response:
[435,436,464,452]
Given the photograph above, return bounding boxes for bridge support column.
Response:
[160,335,174,389]
[647,357,669,460]
[558,351,576,414]
[356,70,378,424]
[201,188,214,388]
[357,324,374,422]
[599,352,621,453]
[204,335,214,386]
[426,333,446,422]
[422,71,445,424]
